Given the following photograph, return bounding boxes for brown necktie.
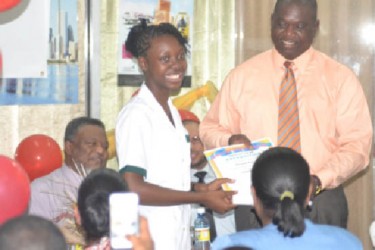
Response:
[278,61,301,153]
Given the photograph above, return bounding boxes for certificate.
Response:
[204,138,273,205]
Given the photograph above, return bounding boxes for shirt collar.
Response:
[137,83,181,129]
[272,46,315,75]
[138,83,174,109]
[62,164,85,180]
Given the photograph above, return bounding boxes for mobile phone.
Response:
[109,192,139,249]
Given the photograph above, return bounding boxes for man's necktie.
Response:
[194,171,207,183]
[278,61,301,153]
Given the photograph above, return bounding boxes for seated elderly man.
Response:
[29,116,109,244]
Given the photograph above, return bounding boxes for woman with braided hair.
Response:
[116,21,235,250]
[212,147,362,250]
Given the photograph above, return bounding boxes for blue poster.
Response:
[0,0,79,105]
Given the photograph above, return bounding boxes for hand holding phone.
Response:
[110,192,139,249]
[126,216,154,250]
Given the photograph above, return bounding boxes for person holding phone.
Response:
[75,168,154,250]
[116,21,235,250]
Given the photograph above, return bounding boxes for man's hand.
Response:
[228,134,253,148]
[310,175,323,197]
[309,176,314,199]
[127,216,154,250]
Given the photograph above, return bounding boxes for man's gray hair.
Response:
[64,116,106,142]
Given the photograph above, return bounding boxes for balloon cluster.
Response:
[0,134,63,224]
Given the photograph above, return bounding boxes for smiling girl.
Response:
[115,21,235,250]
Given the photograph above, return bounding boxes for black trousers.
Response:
[234,185,348,231]
[206,209,217,242]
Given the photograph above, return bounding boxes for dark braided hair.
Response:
[125,19,189,58]
[252,147,310,237]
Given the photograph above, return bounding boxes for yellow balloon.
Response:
[172,81,218,110]
[106,129,116,160]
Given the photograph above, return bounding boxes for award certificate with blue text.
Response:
[204,138,273,205]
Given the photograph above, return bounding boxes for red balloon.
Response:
[0,51,2,77]
[0,0,21,12]
[0,155,30,225]
[15,134,63,181]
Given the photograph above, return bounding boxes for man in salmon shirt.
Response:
[200,0,372,231]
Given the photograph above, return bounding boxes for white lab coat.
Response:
[116,84,191,250]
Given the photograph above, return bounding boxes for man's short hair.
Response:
[274,0,318,20]
[0,215,67,250]
[64,116,106,142]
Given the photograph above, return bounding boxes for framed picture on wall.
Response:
[0,0,79,105]
[117,0,194,87]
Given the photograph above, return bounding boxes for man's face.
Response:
[183,121,207,170]
[65,125,108,174]
[271,2,319,60]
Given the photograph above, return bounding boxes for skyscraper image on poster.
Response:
[0,0,79,105]
[117,0,194,87]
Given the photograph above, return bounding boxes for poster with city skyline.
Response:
[117,0,194,87]
[0,0,79,106]
[0,1,48,78]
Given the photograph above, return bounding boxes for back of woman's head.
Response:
[125,19,188,58]
[77,168,128,243]
[252,147,310,237]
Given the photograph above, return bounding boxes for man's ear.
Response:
[65,140,73,156]
[270,12,275,27]
[312,19,320,38]
[251,186,259,209]
[138,57,148,72]
[74,205,81,226]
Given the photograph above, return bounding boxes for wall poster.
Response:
[0,0,79,105]
[118,0,194,87]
